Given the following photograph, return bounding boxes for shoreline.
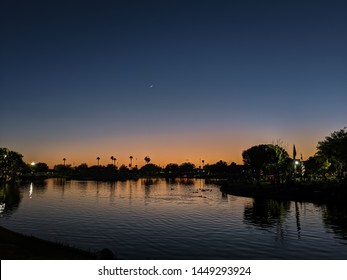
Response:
[220,181,347,204]
[0,226,98,260]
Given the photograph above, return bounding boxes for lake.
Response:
[1,178,347,259]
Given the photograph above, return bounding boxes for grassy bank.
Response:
[0,226,97,260]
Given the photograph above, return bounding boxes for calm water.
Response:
[1,178,347,259]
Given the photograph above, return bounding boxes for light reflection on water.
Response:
[1,178,347,259]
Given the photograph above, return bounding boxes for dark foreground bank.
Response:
[0,226,99,260]
[220,181,347,204]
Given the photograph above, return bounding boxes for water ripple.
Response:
[1,179,347,259]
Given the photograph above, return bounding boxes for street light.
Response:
[294,160,300,180]
[30,162,36,176]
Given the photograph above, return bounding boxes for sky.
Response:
[1,0,346,168]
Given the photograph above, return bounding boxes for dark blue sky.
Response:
[1,0,346,167]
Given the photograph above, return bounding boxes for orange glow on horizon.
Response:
[19,128,321,169]
[11,118,338,169]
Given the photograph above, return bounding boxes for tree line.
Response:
[1,127,346,183]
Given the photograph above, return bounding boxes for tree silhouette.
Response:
[96,157,100,166]
[164,163,180,176]
[316,128,347,177]
[110,156,116,166]
[140,163,161,176]
[144,156,151,164]
[204,160,229,177]
[34,162,49,173]
[63,158,66,166]
[242,144,289,185]
[75,163,89,179]
[53,164,73,177]
[0,148,26,182]
[129,156,133,168]
[179,162,195,176]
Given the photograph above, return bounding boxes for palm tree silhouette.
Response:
[110,156,116,166]
[63,158,66,166]
[97,157,100,166]
[129,156,133,168]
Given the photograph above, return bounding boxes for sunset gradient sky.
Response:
[1,0,346,168]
